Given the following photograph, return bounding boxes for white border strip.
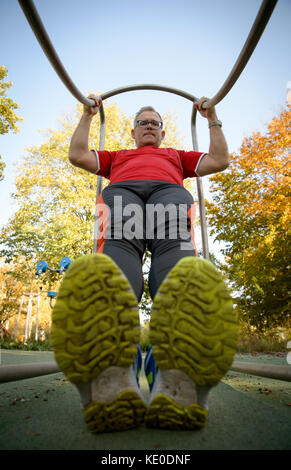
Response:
[91,149,100,174]
[194,152,207,177]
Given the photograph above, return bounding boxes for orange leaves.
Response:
[231,108,291,228]
[206,105,291,330]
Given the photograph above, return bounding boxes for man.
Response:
[51,96,238,433]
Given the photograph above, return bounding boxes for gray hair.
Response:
[133,106,163,128]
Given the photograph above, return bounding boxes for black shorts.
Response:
[96,180,197,301]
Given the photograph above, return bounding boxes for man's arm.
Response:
[194,97,229,177]
[69,95,102,173]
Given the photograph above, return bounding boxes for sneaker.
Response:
[51,253,146,433]
[144,256,238,430]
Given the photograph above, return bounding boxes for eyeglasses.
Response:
[136,119,163,129]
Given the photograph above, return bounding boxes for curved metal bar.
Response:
[202,0,278,109]
[101,84,196,103]
[19,0,277,110]
[18,0,95,107]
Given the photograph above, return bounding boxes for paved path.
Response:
[0,350,290,450]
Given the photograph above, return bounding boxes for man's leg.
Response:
[98,182,146,302]
[146,182,196,299]
[144,183,238,430]
[51,183,147,433]
[51,253,146,433]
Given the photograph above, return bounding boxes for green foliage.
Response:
[0,340,53,351]
[140,320,151,351]
[0,66,22,180]
[196,249,222,270]
[0,155,5,181]
[0,65,22,135]
[0,265,23,326]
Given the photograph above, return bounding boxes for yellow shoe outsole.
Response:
[145,394,208,430]
[51,253,146,432]
[83,390,146,433]
[145,256,238,429]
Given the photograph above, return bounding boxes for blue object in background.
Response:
[36,260,49,276]
[59,257,72,273]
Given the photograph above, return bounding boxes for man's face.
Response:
[131,111,165,148]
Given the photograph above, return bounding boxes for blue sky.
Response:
[0,0,290,256]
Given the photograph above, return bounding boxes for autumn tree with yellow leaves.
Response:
[206,105,290,330]
[0,66,23,180]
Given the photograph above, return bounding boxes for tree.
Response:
[0,265,23,327]
[0,66,22,135]
[0,156,5,181]
[0,66,23,181]
[206,105,291,330]
[0,100,187,320]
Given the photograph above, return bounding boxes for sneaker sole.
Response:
[145,394,208,430]
[145,256,238,430]
[51,253,146,433]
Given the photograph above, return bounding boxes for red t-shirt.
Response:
[94,146,206,186]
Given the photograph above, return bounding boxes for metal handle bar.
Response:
[100,84,196,103]
[202,0,278,109]
[18,0,95,108]
[19,0,277,109]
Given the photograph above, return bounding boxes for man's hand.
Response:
[84,94,102,117]
[194,96,217,122]
[194,96,230,177]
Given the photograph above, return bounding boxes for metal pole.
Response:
[93,104,105,253]
[0,359,290,384]
[202,0,278,109]
[0,362,60,384]
[24,295,32,344]
[35,292,40,342]
[231,361,291,382]
[13,294,24,341]
[191,105,210,260]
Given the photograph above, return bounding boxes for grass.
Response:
[0,340,53,351]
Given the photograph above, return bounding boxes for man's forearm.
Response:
[208,123,230,171]
[69,114,93,166]
[194,97,230,176]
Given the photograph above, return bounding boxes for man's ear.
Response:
[131,129,135,140]
[161,130,165,141]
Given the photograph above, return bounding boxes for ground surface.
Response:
[0,349,290,450]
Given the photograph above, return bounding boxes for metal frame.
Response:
[1,358,290,384]
[18,0,278,259]
[18,0,277,110]
[1,0,285,384]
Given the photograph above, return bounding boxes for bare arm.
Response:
[194,97,229,177]
[69,94,102,173]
